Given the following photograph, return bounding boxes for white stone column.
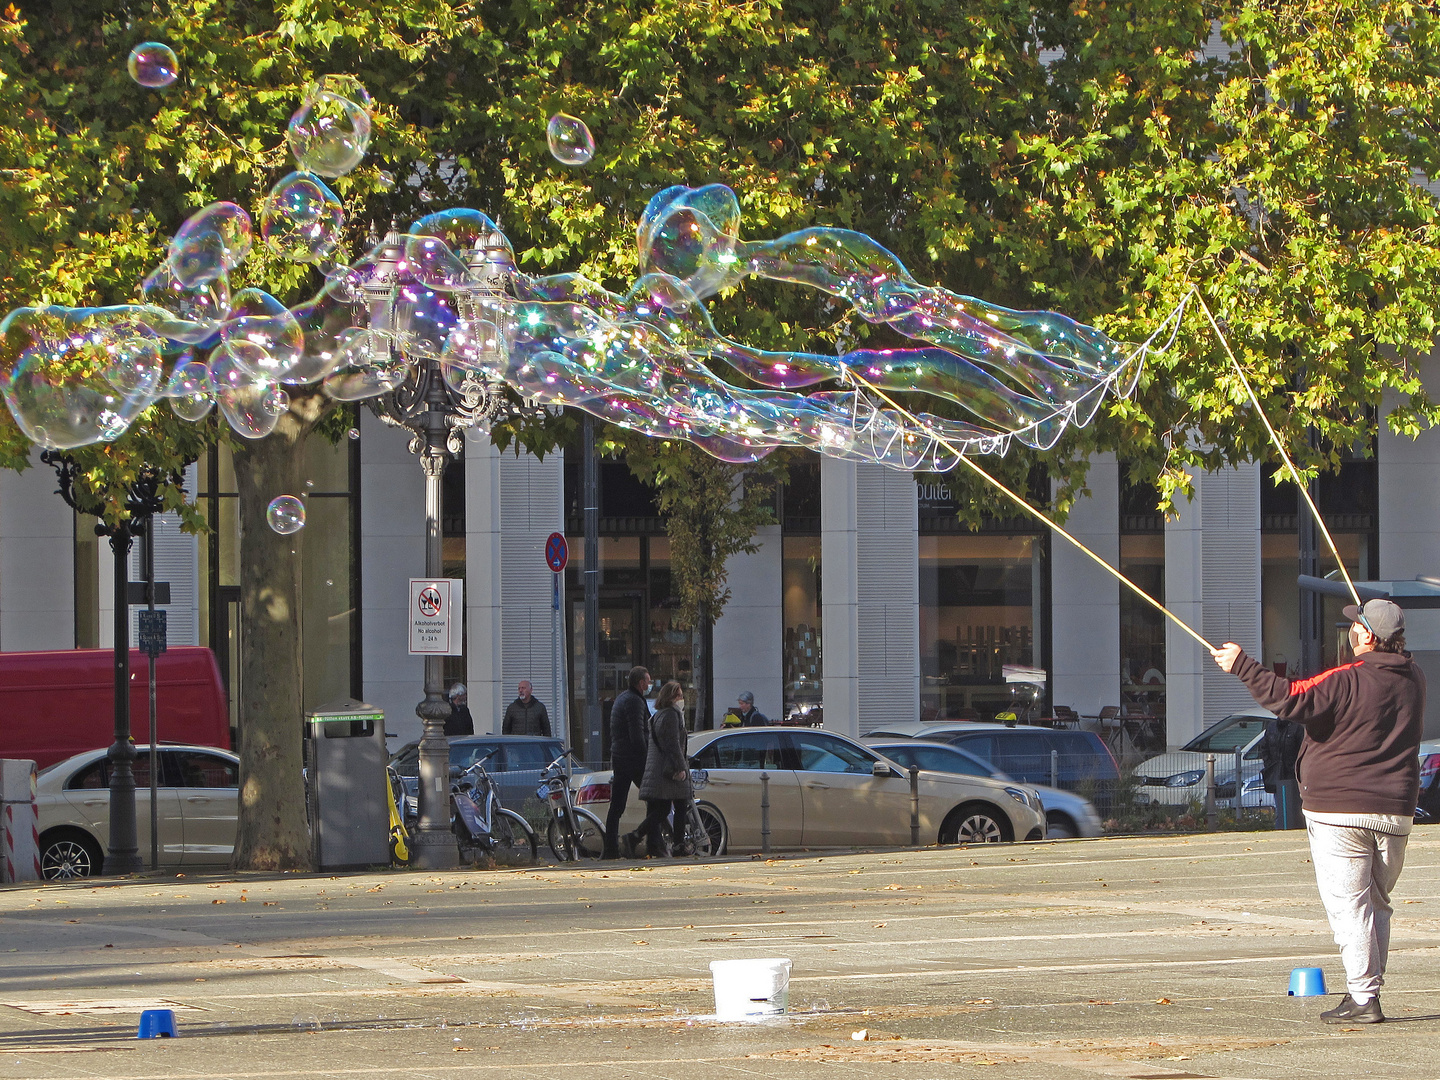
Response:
[0,453,75,651]
[464,434,504,730]
[497,445,565,738]
[821,457,860,737]
[713,522,784,722]
[1379,347,1440,580]
[360,410,426,744]
[1164,463,1263,746]
[1049,455,1120,716]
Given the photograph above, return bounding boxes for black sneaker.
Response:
[1320,994,1384,1024]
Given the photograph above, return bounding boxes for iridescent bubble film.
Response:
[261,171,344,263]
[266,495,306,534]
[168,202,253,289]
[288,77,372,178]
[127,42,178,88]
[547,113,594,166]
[2,75,1156,468]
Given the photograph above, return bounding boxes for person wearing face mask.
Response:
[635,680,692,858]
[1211,598,1424,1025]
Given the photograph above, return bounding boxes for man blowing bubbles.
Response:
[1211,598,1424,1025]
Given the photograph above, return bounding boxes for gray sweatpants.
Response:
[1306,819,1409,1001]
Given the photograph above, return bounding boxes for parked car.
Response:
[0,648,230,769]
[389,735,566,813]
[36,745,240,879]
[863,739,1103,839]
[1416,741,1440,822]
[865,721,1120,810]
[574,727,1045,852]
[1132,711,1273,807]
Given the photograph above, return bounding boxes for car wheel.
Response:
[1046,812,1078,840]
[40,830,102,880]
[940,803,1013,845]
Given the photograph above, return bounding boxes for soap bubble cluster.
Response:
[128,42,178,88]
[547,113,594,166]
[266,495,306,534]
[1,72,1150,474]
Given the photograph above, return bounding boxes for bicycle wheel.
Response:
[547,812,579,861]
[570,807,605,859]
[493,808,538,865]
[692,802,727,857]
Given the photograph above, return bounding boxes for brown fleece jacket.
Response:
[1230,649,1424,816]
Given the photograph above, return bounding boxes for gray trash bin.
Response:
[305,699,389,870]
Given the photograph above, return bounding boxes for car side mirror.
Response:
[872,760,892,777]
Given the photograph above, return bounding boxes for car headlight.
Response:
[1166,770,1207,787]
[1004,786,1034,809]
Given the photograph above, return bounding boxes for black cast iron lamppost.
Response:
[41,453,177,876]
[365,223,530,869]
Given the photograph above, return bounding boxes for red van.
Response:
[0,648,229,769]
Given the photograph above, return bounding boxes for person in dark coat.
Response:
[634,680,691,857]
[1260,716,1304,829]
[733,690,769,727]
[604,666,651,859]
[502,680,551,737]
[445,684,475,737]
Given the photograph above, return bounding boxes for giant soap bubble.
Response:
[547,113,594,166]
[127,42,178,88]
[0,306,164,449]
[287,76,372,178]
[220,288,305,380]
[266,495,306,534]
[260,171,344,263]
[168,202,253,289]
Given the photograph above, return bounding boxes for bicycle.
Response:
[538,749,605,861]
[451,749,538,865]
[660,768,728,857]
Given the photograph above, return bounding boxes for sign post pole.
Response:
[544,533,570,750]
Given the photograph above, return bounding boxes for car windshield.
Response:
[1184,716,1267,753]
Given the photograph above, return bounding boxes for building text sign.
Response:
[408,578,464,656]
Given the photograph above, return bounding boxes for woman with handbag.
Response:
[637,680,692,857]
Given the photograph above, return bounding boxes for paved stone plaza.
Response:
[2,829,1438,1079]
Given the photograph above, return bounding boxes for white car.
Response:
[863,739,1103,838]
[1132,711,1274,808]
[37,745,240,879]
[574,727,1046,852]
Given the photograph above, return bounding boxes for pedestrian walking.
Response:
[635,680,691,858]
[605,666,651,859]
[733,690,769,727]
[502,680,551,737]
[1211,598,1424,1024]
[1259,716,1304,829]
[445,684,475,737]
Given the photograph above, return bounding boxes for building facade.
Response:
[2,354,1435,756]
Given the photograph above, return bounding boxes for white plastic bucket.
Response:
[709,957,792,1020]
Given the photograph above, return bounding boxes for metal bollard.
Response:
[759,771,771,855]
[1234,748,1245,821]
[1204,754,1217,829]
[1050,749,1059,789]
[908,765,920,846]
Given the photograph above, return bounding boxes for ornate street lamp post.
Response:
[41,454,177,876]
[365,224,520,870]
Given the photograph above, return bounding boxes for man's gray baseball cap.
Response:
[1342,598,1404,639]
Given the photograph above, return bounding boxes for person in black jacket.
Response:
[1213,598,1424,1025]
[1259,717,1304,829]
[605,666,651,859]
[445,684,475,737]
[502,681,551,737]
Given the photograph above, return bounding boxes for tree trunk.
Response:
[230,410,312,870]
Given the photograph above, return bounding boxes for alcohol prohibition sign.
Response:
[545,532,569,573]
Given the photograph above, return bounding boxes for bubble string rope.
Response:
[842,290,1219,652]
[1193,293,1365,614]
